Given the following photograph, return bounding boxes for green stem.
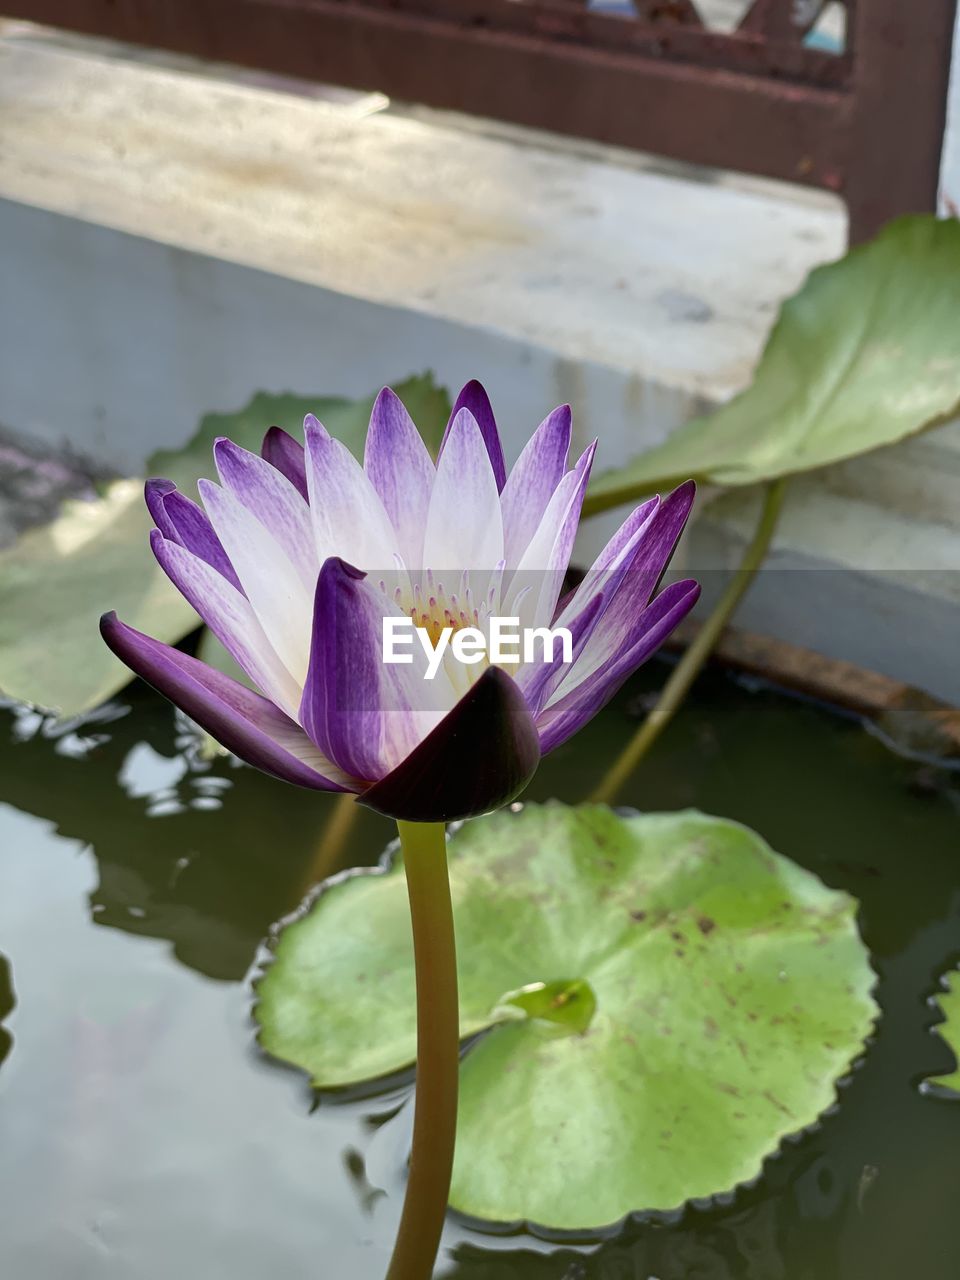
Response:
[299,791,359,896]
[591,478,787,805]
[386,820,459,1280]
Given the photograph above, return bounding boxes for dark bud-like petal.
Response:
[359,667,541,823]
[261,425,309,501]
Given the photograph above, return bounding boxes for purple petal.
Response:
[612,480,696,606]
[577,494,661,580]
[500,405,571,566]
[145,479,178,540]
[359,666,540,822]
[300,558,424,782]
[100,613,352,791]
[363,387,435,567]
[214,437,316,588]
[158,489,244,593]
[547,481,696,699]
[261,426,308,501]
[520,502,657,714]
[550,494,660,622]
[505,442,596,635]
[151,529,302,716]
[536,579,700,754]
[439,381,507,492]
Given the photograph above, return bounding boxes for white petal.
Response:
[199,479,313,686]
[214,439,317,590]
[500,405,571,568]
[151,532,302,717]
[304,418,399,570]
[364,388,436,567]
[423,409,504,571]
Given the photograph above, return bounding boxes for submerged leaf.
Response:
[256,802,877,1228]
[926,970,960,1095]
[585,216,960,514]
[0,375,451,716]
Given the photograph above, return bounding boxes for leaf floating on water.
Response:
[255,802,878,1229]
[925,969,960,1096]
[585,216,960,513]
[0,375,451,716]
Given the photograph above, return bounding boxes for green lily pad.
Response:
[584,216,960,515]
[0,375,450,716]
[926,969,960,1095]
[255,802,877,1228]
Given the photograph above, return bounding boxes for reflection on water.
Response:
[0,664,958,1279]
[0,953,13,1068]
[1,688,395,980]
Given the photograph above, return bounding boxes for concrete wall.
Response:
[0,30,957,703]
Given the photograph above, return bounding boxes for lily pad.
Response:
[584,216,960,515]
[0,375,450,716]
[926,969,960,1095]
[255,802,877,1229]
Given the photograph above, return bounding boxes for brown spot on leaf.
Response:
[763,1089,794,1117]
[697,915,716,936]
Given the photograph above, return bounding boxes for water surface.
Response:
[1,664,958,1279]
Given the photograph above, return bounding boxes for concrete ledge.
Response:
[0,35,845,429]
[0,30,957,701]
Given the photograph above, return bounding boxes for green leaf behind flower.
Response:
[0,375,451,716]
[584,216,960,514]
[926,969,960,1095]
[255,802,878,1229]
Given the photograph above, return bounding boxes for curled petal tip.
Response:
[144,478,179,539]
[319,555,367,583]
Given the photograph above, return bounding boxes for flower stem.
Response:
[386,820,459,1280]
[299,792,359,896]
[591,478,787,805]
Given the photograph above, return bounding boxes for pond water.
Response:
[1,661,958,1280]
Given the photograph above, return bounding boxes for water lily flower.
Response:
[101,383,698,821]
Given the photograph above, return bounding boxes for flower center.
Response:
[408,575,485,647]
